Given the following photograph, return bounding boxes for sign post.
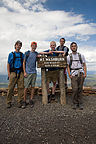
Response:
[37,55,67,105]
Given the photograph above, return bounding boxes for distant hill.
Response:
[0,71,96,88]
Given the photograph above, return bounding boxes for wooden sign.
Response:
[37,55,67,68]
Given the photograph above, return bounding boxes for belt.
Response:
[74,72,83,76]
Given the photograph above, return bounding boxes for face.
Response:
[15,43,22,51]
[71,44,77,52]
[60,39,65,46]
[31,44,37,51]
[50,42,56,51]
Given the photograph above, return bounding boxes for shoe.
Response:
[79,104,83,110]
[7,102,12,108]
[22,101,26,109]
[18,101,22,108]
[51,94,55,100]
[29,100,34,108]
[72,104,78,110]
[56,84,59,88]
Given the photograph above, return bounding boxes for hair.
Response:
[60,38,65,42]
[70,42,77,47]
[15,40,22,49]
[50,41,56,46]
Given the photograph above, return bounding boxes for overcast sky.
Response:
[0,0,96,74]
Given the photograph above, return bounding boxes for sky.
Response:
[0,0,96,74]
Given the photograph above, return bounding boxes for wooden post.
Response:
[41,68,48,104]
[59,68,66,105]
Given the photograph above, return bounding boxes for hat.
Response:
[31,41,37,47]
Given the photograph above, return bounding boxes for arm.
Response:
[7,63,10,78]
[52,51,65,56]
[39,51,53,55]
[67,64,72,79]
[23,60,27,77]
[83,63,87,78]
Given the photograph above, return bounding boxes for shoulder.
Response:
[35,51,38,55]
[8,52,14,58]
[19,51,24,56]
[44,49,49,52]
[67,54,71,60]
[56,46,60,50]
[25,50,30,54]
[80,53,86,62]
[24,51,30,57]
[78,53,85,58]
[64,46,69,50]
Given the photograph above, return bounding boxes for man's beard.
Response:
[72,49,77,52]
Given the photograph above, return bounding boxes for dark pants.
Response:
[71,74,85,104]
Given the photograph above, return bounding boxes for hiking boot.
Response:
[22,101,26,109]
[72,104,78,110]
[51,94,55,100]
[18,101,22,108]
[79,104,83,110]
[29,100,34,108]
[7,102,12,108]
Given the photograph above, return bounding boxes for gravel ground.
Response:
[0,94,96,144]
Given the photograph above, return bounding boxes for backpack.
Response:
[56,46,69,56]
[10,52,23,78]
[69,53,83,71]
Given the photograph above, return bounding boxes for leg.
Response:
[30,87,35,100]
[7,72,17,105]
[17,72,24,104]
[52,82,56,95]
[78,75,85,109]
[71,76,79,105]
[22,88,28,109]
[24,88,28,101]
[51,81,56,100]
[30,73,37,107]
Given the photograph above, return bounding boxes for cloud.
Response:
[0,0,96,74]
[1,0,47,12]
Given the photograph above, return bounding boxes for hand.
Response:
[37,55,40,57]
[69,75,72,79]
[62,53,65,57]
[83,74,86,78]
[49,51,53,54]
[8,72,10,79]
[24,72,27,77]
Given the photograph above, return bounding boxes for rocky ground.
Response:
[0,93,96,144]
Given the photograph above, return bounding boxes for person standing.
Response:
[22,42,38,109]
[67,42,87,110]
[56,38,69,89]
[7,40,24,108]
[40,41,59,102]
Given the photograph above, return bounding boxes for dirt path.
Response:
[0,94,96,144]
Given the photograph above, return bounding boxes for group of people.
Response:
[7,38,87,110]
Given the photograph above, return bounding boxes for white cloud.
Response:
[0,0,96,74]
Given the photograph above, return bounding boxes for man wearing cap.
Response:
[22,42,38,108]
[7,40,24,108]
